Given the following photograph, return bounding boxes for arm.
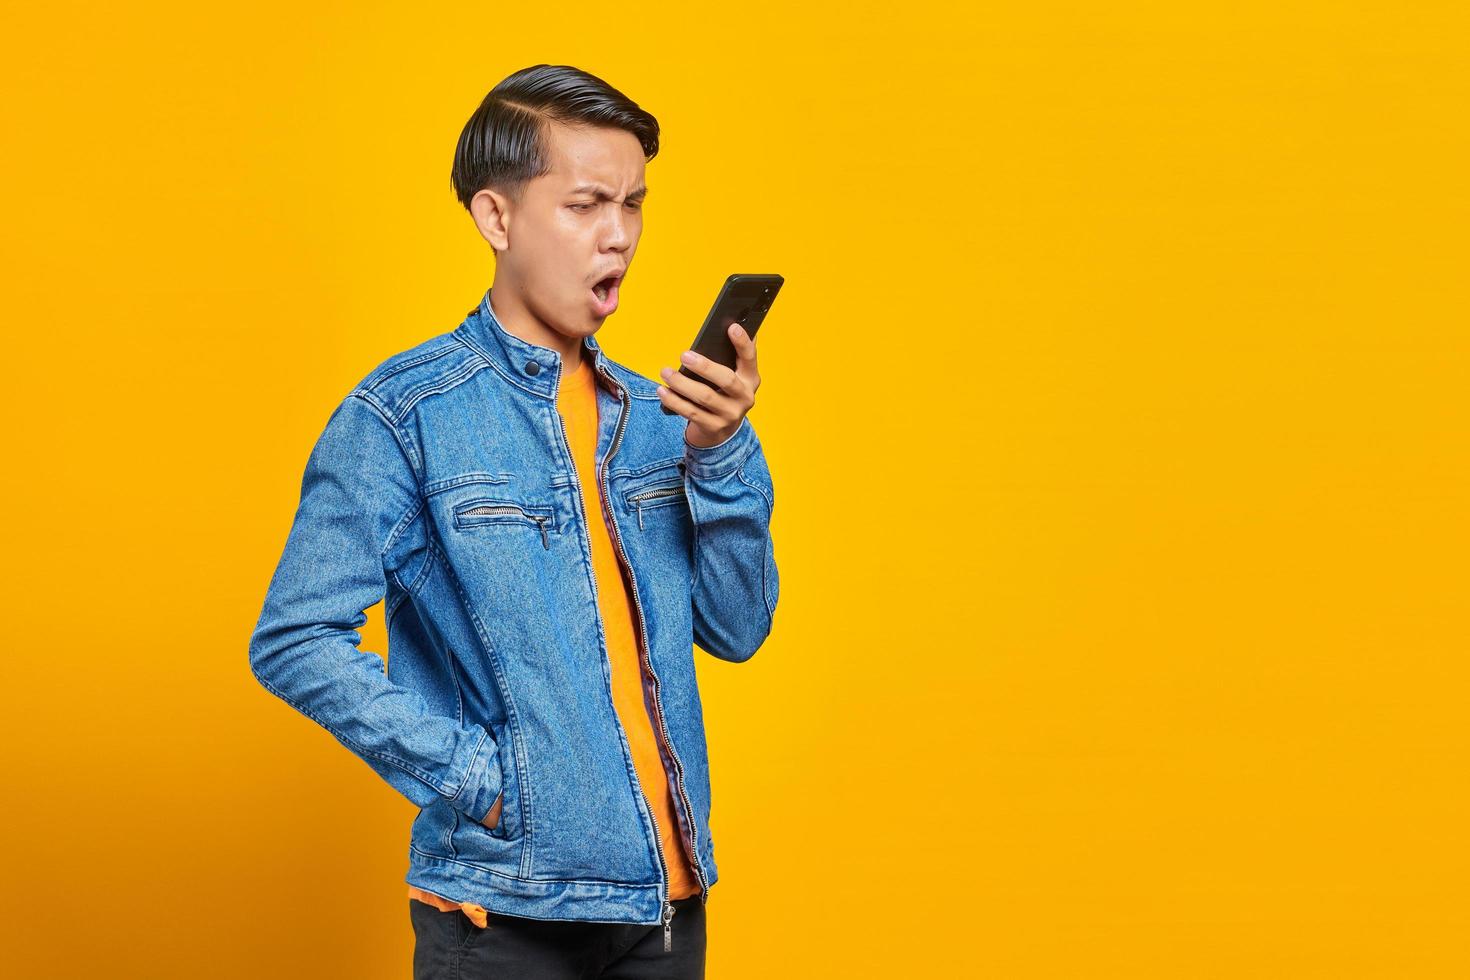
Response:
[247,392,503,823]
[683,416,780,662]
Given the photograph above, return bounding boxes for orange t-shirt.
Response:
[408,354,700,927]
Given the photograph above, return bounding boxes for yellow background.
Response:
[3,2,1466,977]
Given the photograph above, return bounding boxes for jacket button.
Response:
[525,360,541,376]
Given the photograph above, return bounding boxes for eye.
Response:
[625,201,642,211]
[570,203,595,213]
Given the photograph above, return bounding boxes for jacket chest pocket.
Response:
[617,456,691,533]
[453,497,555,550]
[625,480,688,530]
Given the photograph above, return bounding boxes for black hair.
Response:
[451,64,660,219]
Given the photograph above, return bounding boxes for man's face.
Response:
[477,120,647,342]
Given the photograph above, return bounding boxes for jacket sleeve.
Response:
[682,416,780,662]
[248,392,503,823]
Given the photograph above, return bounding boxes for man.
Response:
[248,64,779,979]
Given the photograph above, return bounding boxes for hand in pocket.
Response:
[480,790,504,830]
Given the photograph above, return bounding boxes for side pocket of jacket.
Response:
[247,391,502,823]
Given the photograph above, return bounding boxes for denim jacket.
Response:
[248,288,779,932]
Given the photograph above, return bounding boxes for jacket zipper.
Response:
[594,362,711,951]
[550,364,701,948]
[627,484,686,531]
[458,504,550,549]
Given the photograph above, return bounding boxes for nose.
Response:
[602,208,633,250]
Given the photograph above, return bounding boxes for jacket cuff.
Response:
[683,416,755,480]
[448,729,503,824]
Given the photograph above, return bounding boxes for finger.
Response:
[657,382,721,428]
[729,322,758,364]
[676,349,739,393]
[661,365,739,415]
[728,323,761,389]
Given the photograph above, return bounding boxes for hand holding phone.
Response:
[658,274,782,446]
[661,274,783,412]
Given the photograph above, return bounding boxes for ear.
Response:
[470,188,512,252]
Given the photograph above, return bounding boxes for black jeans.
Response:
[409,897,707,979]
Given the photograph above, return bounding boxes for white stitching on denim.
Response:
[447,729,491,808]
[251,666,455,798]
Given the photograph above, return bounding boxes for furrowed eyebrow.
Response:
[570,184,648,202]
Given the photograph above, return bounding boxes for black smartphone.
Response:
[663,274,784,413]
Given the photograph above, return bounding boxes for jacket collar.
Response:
[456,286,608,399]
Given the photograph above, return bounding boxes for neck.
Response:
[487,280,586,375]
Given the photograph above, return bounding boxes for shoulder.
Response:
[348,331,489,423]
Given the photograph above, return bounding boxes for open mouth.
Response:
[591,273,622,315]
[592,273,621,301]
